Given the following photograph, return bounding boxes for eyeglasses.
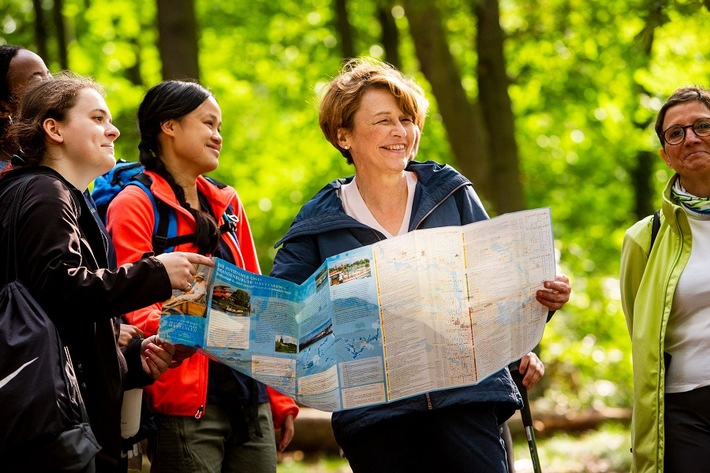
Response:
[662,117,710,145]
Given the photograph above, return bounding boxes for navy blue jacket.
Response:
[271,160,523,441]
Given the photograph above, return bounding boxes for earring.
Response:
[344,146,349,150]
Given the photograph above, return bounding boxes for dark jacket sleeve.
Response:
[457,185,489,225]
[122,337,155,390]
[16,176,172,321]
[270,233,323,284]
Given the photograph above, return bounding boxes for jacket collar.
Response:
[0,165,109,268]
[661,174,685,234]
[143,169,236,217]
[1,164,74,190]
[275,160,471,246]
[0,165,85,214]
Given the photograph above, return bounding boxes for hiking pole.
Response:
[509,361,542,473]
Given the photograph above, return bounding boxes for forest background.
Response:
[4,0,710,468]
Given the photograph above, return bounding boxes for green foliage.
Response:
[5,0,710,417]
[517,422,631,472]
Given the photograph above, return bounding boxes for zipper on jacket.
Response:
[655,210,686,447]
[413,182,470,230]
[425,393,433,410]
[370,228,385,242]
[194,405,204,419]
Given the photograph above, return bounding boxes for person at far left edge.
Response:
[0,74,214,472]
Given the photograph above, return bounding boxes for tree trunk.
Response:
[31,0,49,63]
[474,0,524,213]
[156,0,200,80]
[630,1,669,220]
[404,1,492,204]
[631,151,657,218]
[334,0,356,60]
[52,0,69,70]
[377,1,400,69]
[125,37,143,86]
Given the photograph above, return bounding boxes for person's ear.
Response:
[160,119,176,137]
[337,128,350,150]
[42,118,64,144]
[659,148,672,168]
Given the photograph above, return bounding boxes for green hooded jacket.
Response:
[620,174,692,473]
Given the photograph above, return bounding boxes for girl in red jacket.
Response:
[106,80,298,473]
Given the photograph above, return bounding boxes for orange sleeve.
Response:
[267,386,299,429]
[106,186,163,335]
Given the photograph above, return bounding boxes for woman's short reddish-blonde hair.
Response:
[318,57,429,164]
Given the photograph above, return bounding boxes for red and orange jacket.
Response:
[107,169,298,428]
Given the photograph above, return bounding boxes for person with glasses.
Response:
[621,86,710,472]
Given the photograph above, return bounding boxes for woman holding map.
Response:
[106,80,298,472]
[0,75,214,472]
[270,58,571,472]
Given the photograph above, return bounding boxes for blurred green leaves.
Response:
[5,0,710,414]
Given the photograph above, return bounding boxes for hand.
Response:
[155,252,214,291]
[169,344,197,368]
[118,323,144,348]
[536,274,571,311]
[276,414,295,452]
[140,335,176,378]
[517,352,545,390]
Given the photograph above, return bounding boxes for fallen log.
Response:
[285,405,633,454]
[286,408,339,453]
[512,406,632,438]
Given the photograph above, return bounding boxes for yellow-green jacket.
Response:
[620,175,692,473]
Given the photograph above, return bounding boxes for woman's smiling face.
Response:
[58,87,120,175]
[660,100,710,196]
[167,96,223,176]
[338,88,418,177]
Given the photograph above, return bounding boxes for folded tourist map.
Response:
[159,207,556,412]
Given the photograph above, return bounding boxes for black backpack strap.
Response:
[2,176,35,281]
[219,212,239,235]
[649,209,661,254]
[132,171,152,189]
[204,176,239,238]
[151,200,199,255]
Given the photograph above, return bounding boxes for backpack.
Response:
[0,176,100,471]
[649,209,661,253]
[92,160,238,255]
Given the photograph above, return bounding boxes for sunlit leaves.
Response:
[6,0,710,414]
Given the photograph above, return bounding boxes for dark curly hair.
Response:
[0,45,23,154]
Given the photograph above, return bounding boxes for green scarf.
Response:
[672,177,710,215]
